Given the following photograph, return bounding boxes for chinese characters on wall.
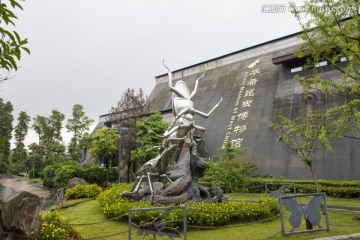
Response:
[221,56,265,149]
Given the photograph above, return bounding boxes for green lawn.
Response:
[59,195,360,240]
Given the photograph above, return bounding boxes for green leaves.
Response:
[66,104,94,161]
[131,111,169,164]
[9,0,23,10]
[90,128,120,160]
[0,98,14,172]
[290,0,360,141]
[268,110,334,192]
[0,0,29,82]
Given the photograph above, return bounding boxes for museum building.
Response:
[143,32,359,180]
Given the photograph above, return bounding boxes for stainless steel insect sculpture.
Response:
[122,61,225,204]
[135,208,181,240]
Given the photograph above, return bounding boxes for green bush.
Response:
[52,164,79,188]
[65,184,103,199]
[33,211,81,240]
[245,177,360,198]
[79,164,118,186]
[97,184,279,227]
[42,163,119,189]
[201,143,257,193]
[42,162,80,188]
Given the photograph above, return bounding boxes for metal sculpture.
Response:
[265,182,296,197]
[122,61,226,204]
[279,193,330,235]
[135,208,181,240]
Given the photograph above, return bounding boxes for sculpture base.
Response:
[121,181,227,204]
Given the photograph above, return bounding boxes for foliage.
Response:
[245,177,360,198]
[131,111,169,165]
[90,128,119,160]
[53,164,79,189]
[97,185,279,227]
[42,161,79,188]
[27,143,43,178]
[66,104,94,161]
[33,211,80,240]
[268,110,333,193]
[201,142,257,193]
[32,110,66,158]
[42,162,118,188]
[65,184,102,199]
[11,111,30,174]
[0,0,30,83]
[90,127,120,185]
[79,164,117,186]
[0,98,13,173]
[289,0,360,140]
[96,183,132,214]
[108,88,150,182]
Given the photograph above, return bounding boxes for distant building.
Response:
[146,32,359,180]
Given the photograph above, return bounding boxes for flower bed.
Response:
[97,184,279,227]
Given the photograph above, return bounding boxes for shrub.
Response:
[42,164,60,188]
[33,211,81,240]
[52,164,79,188]
[201,143,257,193]
[42,163,119,189]
[79,164,118,187]
[245,177,360,198]
[42,162,80,188]
[65,184,103,199]
[97,184,279,227]
[96,183,133,217]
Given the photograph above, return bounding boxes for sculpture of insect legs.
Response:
[123,61,223,203]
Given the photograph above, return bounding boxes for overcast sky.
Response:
[1,0,304,147]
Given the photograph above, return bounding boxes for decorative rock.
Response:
[1,191,42,240]
[67,177,87,189]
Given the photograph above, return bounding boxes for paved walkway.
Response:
[0,178,49,199]
[314,233,360,239]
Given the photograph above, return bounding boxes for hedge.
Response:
[245,178,360,198]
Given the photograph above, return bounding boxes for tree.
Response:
[66,104,94,161]
[131,111,170,165]
[0,0,30,84]
[32,110,65,158]
[289,0,360,140]
[11,111,30,174]
[27,143,42,178]
[108,88,150,182]
[89,128,120,184]
[268,110,333,193]
[0,98,13,172]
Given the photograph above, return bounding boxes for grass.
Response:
[59,195,360,240]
